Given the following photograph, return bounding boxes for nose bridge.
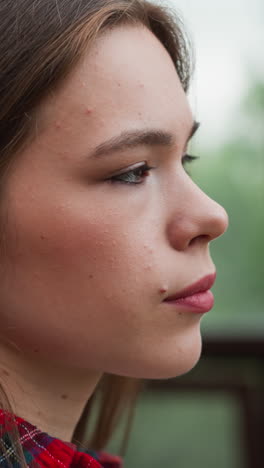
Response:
[167,177,229,250]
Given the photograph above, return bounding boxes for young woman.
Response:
[0,0,229,466]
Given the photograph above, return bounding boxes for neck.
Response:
[0,340,102,442]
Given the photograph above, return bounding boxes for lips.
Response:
[164,272,216,301]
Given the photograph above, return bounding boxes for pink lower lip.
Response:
[164,290,214,313]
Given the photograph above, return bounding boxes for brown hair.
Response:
[0,0,193,466]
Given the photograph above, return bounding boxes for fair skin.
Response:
[0,25,228,442]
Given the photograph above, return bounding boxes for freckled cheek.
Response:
[70,225,124,273]
[8,202,161,298]
[5,209,117,277]
[34,214,136,276]
[51,217,159,287]
[42,224,123,277]
[61,222,137,274]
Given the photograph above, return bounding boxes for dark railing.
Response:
[147,336,264,468]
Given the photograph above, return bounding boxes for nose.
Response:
[166,181,229,251]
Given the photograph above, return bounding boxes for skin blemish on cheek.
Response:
[61,394,68,400]
[33,348,39,353]
[108,257,117,267]
[143,244,154,254]
[77,77,87,87]
[143,263,154,272]
[55,120,62,130]
[159,287,168,295]
[84,107,93,115]
[89,274,94,279]
[1,369,10,377]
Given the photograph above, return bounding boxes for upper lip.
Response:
[164,272,217,301]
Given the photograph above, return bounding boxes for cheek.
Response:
[51,214,160,299]
[1,198,159,322]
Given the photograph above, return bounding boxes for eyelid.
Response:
[107,162,153,185]
[110,161,146,176]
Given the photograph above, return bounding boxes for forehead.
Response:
[37,25,192,145]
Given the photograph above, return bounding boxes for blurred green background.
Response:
[107,390,244,468]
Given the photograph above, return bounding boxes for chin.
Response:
[150,331,203,380]
[146,350,202,380]
[119,332,203,380]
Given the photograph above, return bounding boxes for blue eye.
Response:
[108,163,154,185]
[107,154,199,185]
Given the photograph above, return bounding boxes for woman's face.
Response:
[0,25,228,379]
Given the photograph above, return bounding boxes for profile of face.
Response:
[0,25,228,379]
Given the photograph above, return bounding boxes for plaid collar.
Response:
[0,410,123,468]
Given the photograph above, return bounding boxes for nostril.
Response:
[190,234,210,246]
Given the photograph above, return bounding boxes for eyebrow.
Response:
[89,120,200,159]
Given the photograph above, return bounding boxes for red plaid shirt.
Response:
[0,410,123,468]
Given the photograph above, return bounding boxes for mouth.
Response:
[164,272,216,302]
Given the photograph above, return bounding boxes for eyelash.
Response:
[108,154,199,185]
